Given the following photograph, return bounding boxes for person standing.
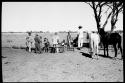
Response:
[34,34,41,53]
[77,26,84,50]
[52,32,60,53]
[26,32,34,52]
[67,32,72,48]
[43,38,50,52]
[39,36,43,53]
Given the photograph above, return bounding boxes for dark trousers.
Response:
[35,42,41,53]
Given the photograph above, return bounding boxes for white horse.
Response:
[87,31,100,59]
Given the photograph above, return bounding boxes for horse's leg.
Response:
[103,43,106,56]
[88,38,91,54]
[113,44,117,58]
[91,41,94,59]
[94,42,97,58]
[106,44,109,57]
[118,41,123,59]
[96,42,99,59]
[119,46,123,59]
[93,41,97,59]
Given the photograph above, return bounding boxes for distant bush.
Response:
[7,39,13,43]
[12,45,20,49]
[9,32,14,33]
[20,46,26,49]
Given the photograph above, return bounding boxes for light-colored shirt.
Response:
[67,34,72,43]
[26,35,34,43]
[78,28,84,38]
[52,35,60,44]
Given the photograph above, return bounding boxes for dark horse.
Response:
[99,28,122,59]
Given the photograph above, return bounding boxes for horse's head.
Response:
[99,28,105,37]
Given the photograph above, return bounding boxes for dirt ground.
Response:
[2,47,123,82]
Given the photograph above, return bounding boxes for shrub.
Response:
[12,45,20,49]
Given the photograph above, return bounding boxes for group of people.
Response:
[25,26,122,60]
[26,31,72,53]
[25,26,93,54]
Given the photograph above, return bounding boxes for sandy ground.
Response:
[2,47,123,82]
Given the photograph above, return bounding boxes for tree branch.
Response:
[102,11,112,29]
[86,2,93,8]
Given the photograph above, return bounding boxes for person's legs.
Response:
[80,38,83,48]
[78,38,81,48]
[38,43,41,53]
[69,40,72,48]
[90,38,94,57]
[26,42,28,51]
[35,43,38,53]
[53,44,56,53]
[35,43,40,53]
[40,43,42,53]
[28,42,32,52]
[56,44,59,53]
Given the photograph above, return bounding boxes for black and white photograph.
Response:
[2,2,123,82]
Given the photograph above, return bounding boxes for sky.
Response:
[2,2,123,32]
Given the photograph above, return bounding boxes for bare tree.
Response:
[109,2,123,32]
[86,2,112,32]
[86,2,123,32]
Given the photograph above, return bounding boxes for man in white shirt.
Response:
[52,32,60,53]
[26,32,34,52]
[77,26,84,49]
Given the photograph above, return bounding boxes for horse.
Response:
[99,28,122,59]
[87,32,100,59]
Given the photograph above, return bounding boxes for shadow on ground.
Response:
[98,54,113,59]
[80,52,92,58]
[80,52,114,59]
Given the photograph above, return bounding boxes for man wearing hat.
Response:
[77,26,84,50]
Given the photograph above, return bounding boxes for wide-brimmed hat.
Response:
[27,32,32,35]
[78,26,82,29]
